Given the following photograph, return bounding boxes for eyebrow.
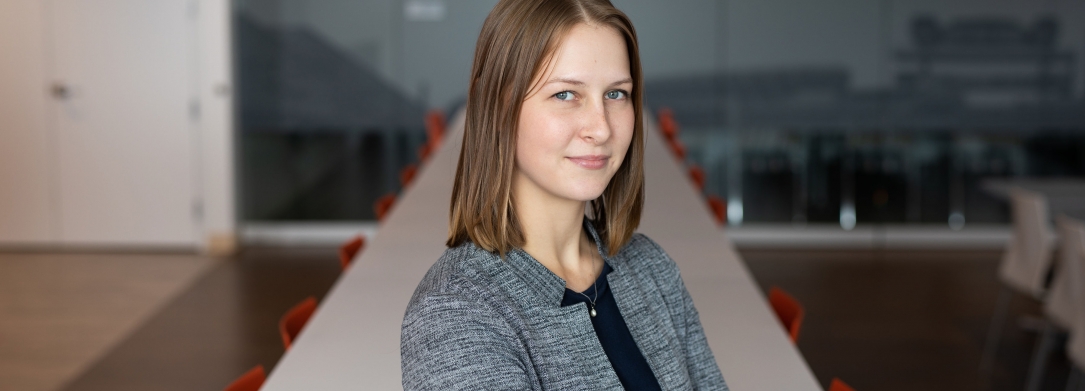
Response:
[544,77,633,87]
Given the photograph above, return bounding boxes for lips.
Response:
[567,155,609,170]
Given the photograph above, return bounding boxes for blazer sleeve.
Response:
[400,290,532,390]
[639,234,729,391]
[673,271,730,391]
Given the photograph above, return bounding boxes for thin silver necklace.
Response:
[574,248,600,317]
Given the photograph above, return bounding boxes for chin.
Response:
[558,182,609,202]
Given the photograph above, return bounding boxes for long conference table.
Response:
[262,109,822,390]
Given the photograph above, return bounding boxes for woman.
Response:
[401,0,728,389]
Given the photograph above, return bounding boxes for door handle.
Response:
[51,83,70,100]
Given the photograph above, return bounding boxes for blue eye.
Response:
[606,90,628,100]
[554,91,574,101]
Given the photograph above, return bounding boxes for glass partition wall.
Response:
[234,0,1085,235]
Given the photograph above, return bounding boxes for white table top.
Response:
[262,110,822,390]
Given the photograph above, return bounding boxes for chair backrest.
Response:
[828,378,856,391]
[657,107,673,122]
[279,296,318,350]
[706,195,727,226]
[374,194,396,222]
[669,139,687,160]
[417,143,433,163]
[1044,215,1082,329]
[998,188,1057,298]
[688,166,706,191]
[657,107,677,140]
[425,110,446,147]
[768,286,805,343]
[399,164,418,188]
[338,235,365,271]
[1062,217,1085,370]
[223,365,265,391]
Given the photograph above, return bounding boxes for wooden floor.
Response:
[743,249,1074,391]
[2,247,1076,391]
[57,247,341,391]
[0,251,217,391]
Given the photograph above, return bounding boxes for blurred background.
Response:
[2,0,1084,390]
[235,0,1085,230]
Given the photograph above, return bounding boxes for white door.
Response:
[48,0,197,246]
[0,1,55,244]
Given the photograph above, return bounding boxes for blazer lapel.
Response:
[609,267,691,390]
[542,305,625,390]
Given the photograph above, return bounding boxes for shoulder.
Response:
[617,233,667,258]
[409,241,503,305]
[402,241,514,345]
[401,245,531,389]
[614,233,679,275]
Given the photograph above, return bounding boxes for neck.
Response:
[513,176,600,291]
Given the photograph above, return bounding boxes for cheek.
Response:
[517,107,572,162]
[516,107,554,173]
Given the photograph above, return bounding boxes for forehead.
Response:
[532,23,631,86]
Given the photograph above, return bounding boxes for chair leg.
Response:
[1025,321,1057,391]
[982,287,1012,373]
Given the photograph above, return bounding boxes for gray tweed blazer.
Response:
[400,222,729,390]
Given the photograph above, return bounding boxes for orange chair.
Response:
[399,164,418,188]
[338,235,365,271]
[688,166,706,191]
[417,143,433,163]
[768,286,805,343]
[373,193,396,221]
[658,107,674,121]
[425,110,446,147]
[657,107,678,140]
[707,195,727,226]
[828,378,856,391]
[279,296,318,350]
[223,365,265,391]
[669,139,687,160]
[660,116,679,140]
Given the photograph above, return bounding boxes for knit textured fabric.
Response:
[401,220,729,390]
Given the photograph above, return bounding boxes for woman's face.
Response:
[515,23,634,204]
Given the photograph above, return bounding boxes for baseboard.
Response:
[204,232,238,257]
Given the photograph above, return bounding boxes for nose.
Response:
[580,99,612,145]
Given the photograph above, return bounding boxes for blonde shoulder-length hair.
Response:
[447,0,644,257]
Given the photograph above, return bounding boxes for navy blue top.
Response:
[561,263,663,391]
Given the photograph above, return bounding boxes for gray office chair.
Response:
[1063,218,1085,391]
[1025,215,1084,390]
[981,187,1057,373]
